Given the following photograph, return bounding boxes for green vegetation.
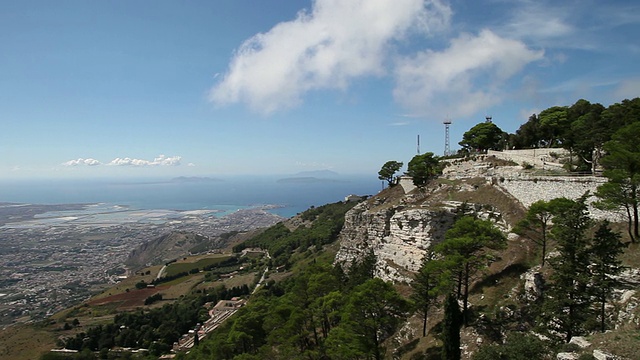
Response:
[406,152,443,188]
[509,97,640,173]
[473,333,551,360]
[596,121,640,242]
[378,160,403,187]
[180,259,408,360]
[55,285,250,358]
[436,216,507,325]
[233,201,358,267]
[165,255,234,277]
[459,121,507,153]
[442,294,462,360]
[514,200,555,267]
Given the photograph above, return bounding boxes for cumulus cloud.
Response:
[107,155,182,167]
[62,158,102,166]
[393,29,544,119]
[210,0,452,114]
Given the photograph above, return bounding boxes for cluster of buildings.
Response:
[0,204,283,327]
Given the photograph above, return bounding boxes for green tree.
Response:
[436,216,507,325]
[566,99,606,173]
[378,160,403,187]
[441,293,462,360]
[597,122,640,241]
[589,220,625,332]
[473,333,550,360]
[459,122,506,153]
[411,251,449,337]
[538,106,569,148]
[336,278,410,360]
[406,152,442,188]
[514,200,555,267]
[541,197,592,342]
[512,114,543,149]
[595,180,637,242]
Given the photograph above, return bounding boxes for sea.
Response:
[0,176,382,218]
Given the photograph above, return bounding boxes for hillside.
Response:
[332,155,640,360]
[4,155,640,360]
[181,155,640,360]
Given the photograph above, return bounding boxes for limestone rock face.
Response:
[556,353,579,360]
[335,201,457,282]
[521,267,545,302]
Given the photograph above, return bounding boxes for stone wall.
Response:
[495,175,622,221]
[487,148,567,169]
[398,176,417,194]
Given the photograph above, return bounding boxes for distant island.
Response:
[277,169,346,183]
[277,177,346,184]
[170,176,223,183]
[291,170,339,178]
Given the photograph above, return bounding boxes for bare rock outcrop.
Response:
[335,200,457,282]
[334,197,511,282]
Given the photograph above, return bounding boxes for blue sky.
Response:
[1,0,639,179]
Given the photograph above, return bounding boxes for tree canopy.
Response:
[459,122,506,153]
[406,152,442,188]
[597,122,640,241]
[378,160,403,187]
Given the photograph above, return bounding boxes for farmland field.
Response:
[164,254,234,277]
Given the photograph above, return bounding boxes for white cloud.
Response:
[210,0,451,114]
[393,29,544,119]
[107,155,182,167]
[502,3,574,45]
[62,158,102,166]
[62,155,183,168]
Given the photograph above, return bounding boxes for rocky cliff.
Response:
[335,200,457,282]
[334,178,511,282]
[336,156,624,283]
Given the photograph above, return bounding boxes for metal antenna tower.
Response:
[417,134,420,154]
[443,119,452,156]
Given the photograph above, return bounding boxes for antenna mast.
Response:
[443,119,452,156]
[417,134,420,154]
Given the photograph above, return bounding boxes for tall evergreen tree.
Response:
[541,197,592,342]
[412,251,449,337]
[436,216,506,325]
[597,122,640,242]
[590,220,625,332]
[335,278,410,360]
[514,200,554,267]
[442,293,462,360]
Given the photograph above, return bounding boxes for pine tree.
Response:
[590,220,625,332]
[542,197,592,342]
[442,294,462,360]
[514,200,554,267]
[411,251,449,337]
[436,216,506,325]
